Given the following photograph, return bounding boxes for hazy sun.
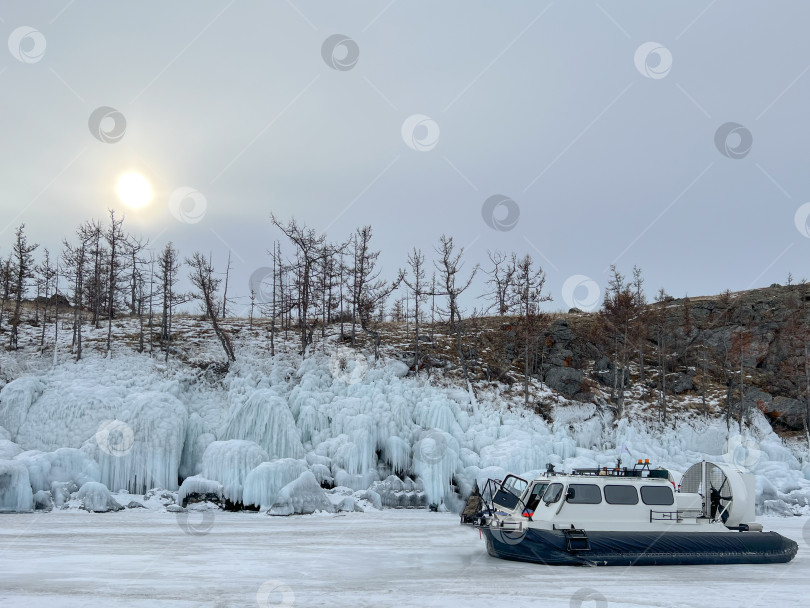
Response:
[117,173,152,208]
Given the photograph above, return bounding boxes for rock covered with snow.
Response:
[51,480,79,507]
[202,440,268,505]
[177,475,224,507]
[268,471,334,515]
[77,481,123,513]
[33,490,53,511]
[0,459,34,512]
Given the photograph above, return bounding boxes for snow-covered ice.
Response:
[0,510,807,607]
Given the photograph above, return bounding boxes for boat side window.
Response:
[543,483,563,505]
[566,483,602,504]
[640,485,675,506]
[604,484,639,505]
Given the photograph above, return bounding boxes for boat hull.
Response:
[482,526,798,566]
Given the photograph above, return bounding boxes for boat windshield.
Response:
[524,482,550,511]
[501,475,528,497]
[542,482,564,505]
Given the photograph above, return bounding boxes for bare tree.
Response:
[187,251,235,362]
[62,222,94,360]
[434,235,478,380]
[158,242,182,362]
[350,226,402,357]
[36,249,56,353]
[482,250,517,315]
[271,214,331,355]
[631,266,648,383]
[9,224,38,350]
[652,288,670,424]
[103,209,129,355]
[600,265,643,419]
[221,249,232,319]
[86,221,104,329]
[0,254,12,331]
[402,248,428,373]
[512,254,552,407]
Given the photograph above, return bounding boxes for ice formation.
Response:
[77,481,122,512]
[242,458,308,510]
[0,346,808,515]
[81,392,187,493]
[267,471,333,515]
[0,459,34,512]
[221,389,304,459]
[15,448,100,493]
[202,440,269,504]
[0,439,22,460]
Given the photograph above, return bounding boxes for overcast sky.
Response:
[2,1,810,315]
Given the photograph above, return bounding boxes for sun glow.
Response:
[116,173,152,208]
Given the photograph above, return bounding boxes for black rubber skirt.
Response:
[481,526,798,566]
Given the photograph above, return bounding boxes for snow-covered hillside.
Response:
[0,318,809,517]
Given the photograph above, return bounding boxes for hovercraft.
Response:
[467,459,798,566]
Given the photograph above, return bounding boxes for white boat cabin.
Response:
[488,460,758,533]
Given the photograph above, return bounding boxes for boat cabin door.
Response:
[491,475,528,512]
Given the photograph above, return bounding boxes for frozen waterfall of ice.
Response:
[0,459,34,512]
[0,347,807,515]
[202,440,269,504]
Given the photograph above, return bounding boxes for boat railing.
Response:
[649,508,703,523]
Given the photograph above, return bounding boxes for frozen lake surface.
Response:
[1,510,808,608]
